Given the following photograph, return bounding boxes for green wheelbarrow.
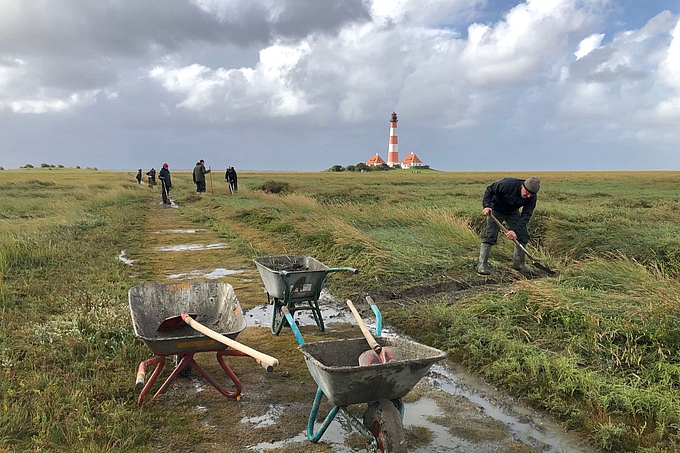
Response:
[253,255,358,335]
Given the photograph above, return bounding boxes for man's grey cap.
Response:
[524,176,540,194]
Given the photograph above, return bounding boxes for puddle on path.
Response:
[155,243,228,252]
[154,229,208,234]
[244,290,399,337]
[410,363,596,453]
[241,405,285,428]
[244,359,595,453]
[168,268,243,280]
[244,290,356,327]
[157,200,179,208]
[118,250,134,265]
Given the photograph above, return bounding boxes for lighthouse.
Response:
[387,111,399,167]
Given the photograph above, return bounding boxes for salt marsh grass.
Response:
[3,168,680,451]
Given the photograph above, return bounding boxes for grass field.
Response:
[1,167,679,452]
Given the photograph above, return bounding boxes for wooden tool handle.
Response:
[488,212,536,260]
[346,299,382,354]
[182,314,279,371]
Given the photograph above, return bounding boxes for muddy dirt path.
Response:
[135,198,598,453]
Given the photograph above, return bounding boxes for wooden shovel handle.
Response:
[346,299,382,354]
[182,314,279,371]
[488,212,535,260]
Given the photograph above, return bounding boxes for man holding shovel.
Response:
[477,176,540,275]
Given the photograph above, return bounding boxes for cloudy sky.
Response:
[1,0,679,171]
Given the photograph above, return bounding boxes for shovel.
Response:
[488,212,556,275]
[158,313,279,371]
[346,299,395,366]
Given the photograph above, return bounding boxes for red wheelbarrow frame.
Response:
[135,347,255,406]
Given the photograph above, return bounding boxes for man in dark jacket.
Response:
[225,166,238,193]
[477,176,540,275]
[158,163,172,205]
[146,168,156,186]
[193,159,211,193]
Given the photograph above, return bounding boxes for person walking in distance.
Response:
[158,163,172,205]
[193,159,211,193]
[231,167,238,192]
[135,169,142,184]
[476,176,541,275]
[225,166,238,193]
[146,167,156,186]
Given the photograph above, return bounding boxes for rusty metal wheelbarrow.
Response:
[129,281,275,406]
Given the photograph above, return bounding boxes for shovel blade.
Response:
[532,261,556,275]
[157,313,199,331]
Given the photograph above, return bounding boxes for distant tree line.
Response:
[17,164,97,170]
[326,163,391,172]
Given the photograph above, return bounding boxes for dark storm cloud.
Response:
[0,0,370,96]
[0,0,371,58]
[270,0,372,38]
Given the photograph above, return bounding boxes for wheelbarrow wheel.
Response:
[363,399,406,453]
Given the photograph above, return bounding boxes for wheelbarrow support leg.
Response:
[307,388,340,442]
[137,356,166,406]
[305,388,381,453]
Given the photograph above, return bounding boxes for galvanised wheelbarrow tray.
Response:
[129,281,262,406]
[284,300,446,453]
[253,255,358,335]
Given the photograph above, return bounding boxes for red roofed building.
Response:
[401,152,425,169]
[366,153,386,167]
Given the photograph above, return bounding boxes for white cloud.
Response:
[460,0,592,87]
[0,90,99,114]
[575,33,605,59]
[659,17,680,89]
[148,41,313,117]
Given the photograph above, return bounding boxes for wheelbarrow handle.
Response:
[488,212,536,261]
[364,296,383,336]
[347,299,382,354]
[328,267,359,274]
[281,306,305,346]
[181,314,279,372]
[279,267,359,278]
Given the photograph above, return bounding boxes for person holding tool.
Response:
[158,163,172,205]
[193,159,211,193]
[477,176,540,275]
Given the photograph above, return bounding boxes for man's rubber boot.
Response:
[512,244,534,275]
[477,243,492,275]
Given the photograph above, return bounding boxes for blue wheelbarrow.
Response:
[284,298,446,452]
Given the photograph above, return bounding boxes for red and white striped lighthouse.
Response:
[387,111,399,167]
